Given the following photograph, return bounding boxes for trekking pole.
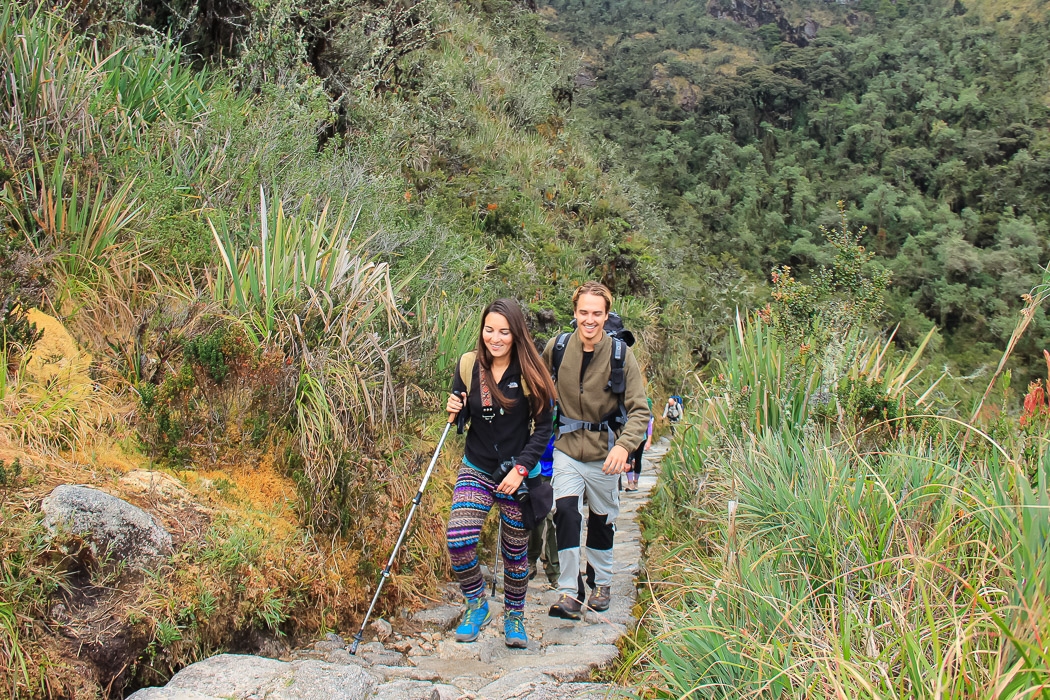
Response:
[490,518,502,597]
[350,419,455,655]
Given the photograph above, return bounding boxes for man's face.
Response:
[574,293,609,344]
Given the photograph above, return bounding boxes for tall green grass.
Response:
[635,309,1050,698]
[638,428,1050,698]
[208,189,397,343]
[0,601,28,693]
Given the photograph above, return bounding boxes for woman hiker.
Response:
[445,298,556,648]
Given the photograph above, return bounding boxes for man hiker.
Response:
[663,396,682,434]
[543,281,650,619]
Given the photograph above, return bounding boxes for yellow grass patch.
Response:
[963,0,1047,23]
[24,308,92,390]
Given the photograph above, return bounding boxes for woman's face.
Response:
[483,312,514,360]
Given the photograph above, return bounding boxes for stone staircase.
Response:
[128,441,668,700]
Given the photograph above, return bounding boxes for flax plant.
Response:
[412,294,479,385]
[98,42,208,128]
[0,0,96,152]
[706,311,933,438]
[209,189,397,341]
[208,189,419,526]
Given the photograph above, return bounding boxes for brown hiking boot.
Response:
[587,585,611,612]
[548,594,583,620]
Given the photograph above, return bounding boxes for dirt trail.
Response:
[130,440,668,700]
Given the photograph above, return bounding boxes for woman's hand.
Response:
[496,469,525,495]
[645,437,652,451]
[446,392,464,423]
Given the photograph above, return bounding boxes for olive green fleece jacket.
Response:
[543,331,650,463]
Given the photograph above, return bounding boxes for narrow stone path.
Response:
[129,440,668,700]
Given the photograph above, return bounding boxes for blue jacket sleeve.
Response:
[514,403,553,472]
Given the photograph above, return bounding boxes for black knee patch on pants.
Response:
[586,511,614,551]
[554,496,582,550]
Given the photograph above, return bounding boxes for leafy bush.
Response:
[138,322,293,466]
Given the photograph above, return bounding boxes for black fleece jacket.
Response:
[452,355,553,476]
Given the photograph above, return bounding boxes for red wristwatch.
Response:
[514,464,528,477]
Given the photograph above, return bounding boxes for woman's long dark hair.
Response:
[474,298,557,417]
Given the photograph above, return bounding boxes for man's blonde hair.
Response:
[572,281,613,312]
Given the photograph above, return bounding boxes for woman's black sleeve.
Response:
[514,404,553,471]
[451,357,470,432]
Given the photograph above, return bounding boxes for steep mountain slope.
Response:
[541,0,1050,385]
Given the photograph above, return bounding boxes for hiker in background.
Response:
[527,433,560,587]
[663,396,682,434]
[624,398,653,492]
[445,299,557,649]
[544,282,650,619]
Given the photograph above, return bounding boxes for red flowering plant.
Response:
[1020,350,1050,428]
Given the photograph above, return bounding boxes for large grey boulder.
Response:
[129,654,381,700]
[125,689,218,700]
[41,485,173,566]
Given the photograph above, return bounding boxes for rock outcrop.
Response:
[127,654,380,700]
[708,0,825,45]
[41,485,173,566]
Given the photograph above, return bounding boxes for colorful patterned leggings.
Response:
[446,463,529,612]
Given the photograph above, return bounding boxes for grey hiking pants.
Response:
[551,449,619,598]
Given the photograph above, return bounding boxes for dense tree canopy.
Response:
[544,0,1050,386]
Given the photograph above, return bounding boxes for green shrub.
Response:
[0,459,23,487]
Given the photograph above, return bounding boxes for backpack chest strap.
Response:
[556,403,629,452]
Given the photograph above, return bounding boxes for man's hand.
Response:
[602,445,630,474]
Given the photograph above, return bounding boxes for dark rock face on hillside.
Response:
[707,0,829,45]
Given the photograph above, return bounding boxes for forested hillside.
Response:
[541,0,1050,384]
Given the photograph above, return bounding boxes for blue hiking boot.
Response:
[504,611,528,649]
[454,599,491,642]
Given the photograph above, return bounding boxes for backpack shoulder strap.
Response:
[551,332,572,384]
[460,350,531,398]
[458,351,477,395]
[607,337,626,395]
